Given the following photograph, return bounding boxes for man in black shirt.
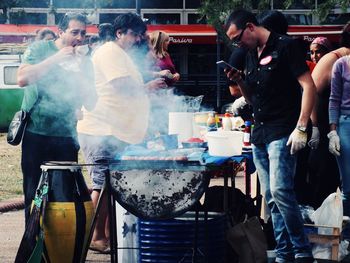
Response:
[225,9,316,263]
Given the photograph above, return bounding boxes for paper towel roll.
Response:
[168,112,194,142]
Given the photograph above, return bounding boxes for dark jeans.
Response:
[21,131,79,225]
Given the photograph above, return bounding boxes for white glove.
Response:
[308,126,320,149]
[286,128,307,155]
[231,96,247,115]
[327,130,341,156]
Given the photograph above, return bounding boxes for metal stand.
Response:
[81,169,118,263]
[106,169,118,263]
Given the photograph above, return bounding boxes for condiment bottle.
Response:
[207,112,217,131]
[222,112,232,131]
[243,120,251,146]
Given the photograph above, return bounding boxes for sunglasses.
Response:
[231,27,246,47]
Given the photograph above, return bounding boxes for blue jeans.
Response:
[252,136,312,262]
[337,115,350,238]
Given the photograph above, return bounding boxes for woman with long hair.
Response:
[150,30,180,86]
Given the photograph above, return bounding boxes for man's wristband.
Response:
[296,125,307,133]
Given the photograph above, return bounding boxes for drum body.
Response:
[40,163,93,263]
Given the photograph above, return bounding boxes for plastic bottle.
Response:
[222,112,232,131]
[207,112,217,131]
[243,120,251,146]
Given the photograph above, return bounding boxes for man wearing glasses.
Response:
[225,9,316,263]
[17,12,96,225]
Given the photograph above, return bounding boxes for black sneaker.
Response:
[294,257,316,263]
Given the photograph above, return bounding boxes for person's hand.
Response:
[172,73,180,81]
[158,70,172,78]
[231,96,247,115]
[308,126,320,149]
[286,128,307,155]
[328,130,341,156]
[53,46,75,63]
[146,78,167,90]
[225,68,243,83]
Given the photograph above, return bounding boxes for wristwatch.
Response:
[296,125,307,133]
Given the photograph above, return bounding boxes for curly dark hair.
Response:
[98,23,115,42]
[113,12,146,36]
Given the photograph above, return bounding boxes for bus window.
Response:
[0,62,22,130]
[4,66,18,86]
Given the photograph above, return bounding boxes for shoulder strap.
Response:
[28,93,41,114]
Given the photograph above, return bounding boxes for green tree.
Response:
[198,0,350,47]
[0,0,31,23]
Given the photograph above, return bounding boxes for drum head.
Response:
[41,161,81,172]
[110,169,210,219]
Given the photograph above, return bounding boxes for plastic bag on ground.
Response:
[310,189,344,260]
[311,189,343,235]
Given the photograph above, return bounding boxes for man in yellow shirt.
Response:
[77,13,165,258]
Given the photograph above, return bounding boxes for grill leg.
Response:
[80,181,108,263]
[194,209,199,262]
[106,169,118,263]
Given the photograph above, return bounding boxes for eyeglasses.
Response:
[231,27,246,47]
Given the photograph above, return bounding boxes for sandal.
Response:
[89,241,111,254]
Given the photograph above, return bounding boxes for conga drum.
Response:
[40,162,94,263]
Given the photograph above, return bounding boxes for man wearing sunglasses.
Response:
[225,9,316,263]
[17,12,96,225]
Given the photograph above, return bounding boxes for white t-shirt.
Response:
[77,41,150,144]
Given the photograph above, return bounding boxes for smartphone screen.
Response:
[216,60,238,71]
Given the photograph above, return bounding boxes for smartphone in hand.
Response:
[216,60,238,71]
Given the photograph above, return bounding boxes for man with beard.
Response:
[17,12,96,225]
[225,9,316,263]
[77,13,165,259]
